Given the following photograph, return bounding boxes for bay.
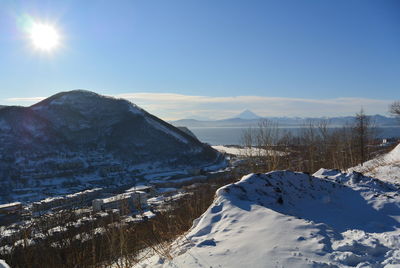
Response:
[189,126,400,146]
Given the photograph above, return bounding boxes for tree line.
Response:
[240,109,393,174]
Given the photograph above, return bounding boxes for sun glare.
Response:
[29,23,60,51]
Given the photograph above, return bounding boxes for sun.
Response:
[29,23,60,51]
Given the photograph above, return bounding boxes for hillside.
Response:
[138,149,400,267]
[0,90,224,203]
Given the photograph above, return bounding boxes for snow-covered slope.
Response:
[349,143,400,185]
[138,170,400,267]
[212,145,286,156]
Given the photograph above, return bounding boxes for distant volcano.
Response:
[234,109,262,120]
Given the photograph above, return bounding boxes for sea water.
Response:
[189,127,400,146]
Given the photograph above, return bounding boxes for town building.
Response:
[92,191,148,213]
[0,202,22,215]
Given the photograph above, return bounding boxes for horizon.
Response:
[0,89,396,121]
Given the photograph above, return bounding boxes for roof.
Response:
[126,185,153,192]
[101,193,133,204]
[0,202,22,209]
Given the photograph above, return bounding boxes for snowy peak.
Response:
[234,109,262,120]
[32,90,101,107]
[31,90,143,116]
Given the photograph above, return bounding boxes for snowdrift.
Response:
[139,169,400,267]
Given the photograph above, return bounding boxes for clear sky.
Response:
[0,0,399,119]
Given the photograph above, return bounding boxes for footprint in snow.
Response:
[197,239,217,247]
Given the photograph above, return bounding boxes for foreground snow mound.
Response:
[349,143,400,185]
[139,170,400,268]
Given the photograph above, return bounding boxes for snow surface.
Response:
[145,117,189,144]
[212,145,286,157]
[349,143,400,185]
[136,168,400,267]
[0,259,10,268]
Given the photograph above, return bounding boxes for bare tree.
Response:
[241,127,255,158]
[353,109,375,166]
[390,101,400,118]
[255,120,280,170]
[240,127,258,172]
[240,119,280,172]
[238,112,380,174]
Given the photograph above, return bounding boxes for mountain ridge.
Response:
[170,114,398,128]
[0,90,224,203]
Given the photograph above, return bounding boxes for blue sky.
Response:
[0,0,399,119]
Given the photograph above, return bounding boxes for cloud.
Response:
[3,93,392,120]
[5,97,46,102]
[116,93,392,120]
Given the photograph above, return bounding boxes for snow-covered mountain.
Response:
[234,109,262,120]
[0,90,223,202]
[139,145,400,267]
